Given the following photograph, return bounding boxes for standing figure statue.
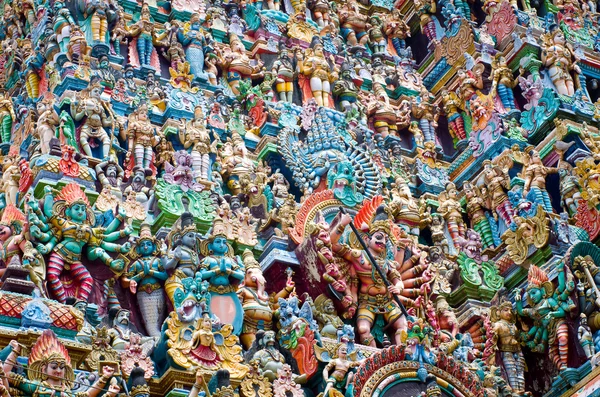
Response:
[3,331,120,397]
[0,91,15,144]
[217,33,263,96]
[122,223,167,337]
[490,54,518,111]
[53,0,76,52]
[488,299,526,394]
[338,0,368,46]
[540,27,581,97]
[480,160,515,227]
[199,218,245,334]
[271,46,295,103]
[180,105,212,183]
[463,182,495,249]
[515,263,576,372]
[36,95,60,155]
[414,0,437,42]
[125,102,159,172]
[126,2,158,67]
[178,12,208,78]
[437,182,466,246]
[579,313,595,359]
[523,149,558,214]
[440,89,466,141]
[332,62,359,113]
[28,184,130,303]
[70,81,114,159]
[412,87,438,143]
[237,250,294,349]
[298,37,334,108]
[163,212,202,305]
[79,0,110,43]
[330,203,407,347]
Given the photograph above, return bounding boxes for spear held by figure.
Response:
[338,206,412,319]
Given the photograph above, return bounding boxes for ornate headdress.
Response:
[242,249,259,271]
[0,204,25,233]
[56,183,90,206]
[166,211,197,249]
[136,223,160,248]
[489,297,514,323]
[199,218,234,256]
[53,183,95,224]
[527,264,549,287]
[526,265,554,304]
[351,196,400,245]
[28,330,75,386]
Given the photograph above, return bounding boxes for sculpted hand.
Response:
[36,244,49,255]
[388,284,403,295]
[514,289,522,301]
[106,383,121,397]
[9,340,20,354]
[129,280,137,294]
[120,242,132,253]
[101,365,115,378]
[339,213,352,227]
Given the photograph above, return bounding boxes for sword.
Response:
[338,207,411,319]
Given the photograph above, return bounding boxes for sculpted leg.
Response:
[70,262,93,301]
[48,254,66,303]
[356,316,375,347]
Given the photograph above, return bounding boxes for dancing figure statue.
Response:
[28,184,130,303]
[330,201,407,347]
[515,264,576,372]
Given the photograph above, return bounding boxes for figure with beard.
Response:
[247,330,306,383]
[123,166,153,210]
[96,159,124,200]
[107,307,156,352]
[330,201,407,346]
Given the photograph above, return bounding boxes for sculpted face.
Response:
[44,361,66,380]
[106,165,117,178]
[528,287,543,304]
[263,331,276,346]
[499,305,513,321]
[368,231,387,254]
[116,310,130,325]
[74,301,87,313]
[138,239,156,256]
[0,224,12,241]
[248,268,265,286]
[323,298,335,313]
[181,231,196,248]
[210,236,228,256]
[67,203,87,223]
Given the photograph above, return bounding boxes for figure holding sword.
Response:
[329,203,409,347]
